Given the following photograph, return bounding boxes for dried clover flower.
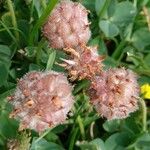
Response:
[42,0,91,49]
[7,131,31,150]
[58,45,104,80]
[88,68,140,120]
[10,71,74,132]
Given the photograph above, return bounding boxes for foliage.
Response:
[0,0,150,149]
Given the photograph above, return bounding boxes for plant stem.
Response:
[36,39,46,65]
[77,115,85,140]
[29,0,34,24]
[6,0,19,41]
[134,69,150,77]
[112,40,126,60]
[139,98,147,132]
[0,21,19,47]
[40,0,47,9]
[99,0,111,18]
[69,128,79,150]
[46,50,56,70]
[35,128,52,143]
[29,0,58,45]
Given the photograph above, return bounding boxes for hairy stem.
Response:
[139,98,147,132]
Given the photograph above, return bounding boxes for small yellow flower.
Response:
[141,84,150,99]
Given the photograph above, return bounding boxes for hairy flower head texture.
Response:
[10,71,74,132]
[42,0,91,49]
[59,45,104,80]
[88,68,140,120]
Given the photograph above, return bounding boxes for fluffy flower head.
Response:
[88,68,139,120]
[10,71,74,132]
[42,0,91,49]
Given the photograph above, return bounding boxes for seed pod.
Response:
[10,71,74,132]
[42,0,91,49]
[59,45,104,80]
[88,68,140,120]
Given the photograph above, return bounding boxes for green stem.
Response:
[99,0,111,18]
[77,116,85,140]
[40,0,47,9]
[29,0,34,23]
[35,128,52,143]
[69,128,79,150]
[139,98,147,132]
[36,39,46,65]
[29,0,58,45]
[133,69,150,77]
[0,27,26,39]
[0,21,19,47]
[6,0,19,41]
[84,115,100,126]
[46,50,56,70]
[112,40,126,60]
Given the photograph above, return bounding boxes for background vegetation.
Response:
[0,0,150,149]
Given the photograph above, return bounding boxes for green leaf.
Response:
[111,1,136,27]
[0,45,11,86]
[144,53,150,67]
[1,12,13,27]
[0,135,5,146]
[95,0,107,16]
[103,120,121,133]
[89,37,107,55]
[81,0,96,12]
[29,63,42,71]
[0,45,11,64]
[51,124,68,134]
[135,133,150,150]
[73,79,90,95]
[0,114,18,139]
[90,138,106,150]
[105,132,133,150]
[33,0,44,17]
[137,0,150,7]
[77,141,96,150]
[103,56,117,68]
[0,45,11,55]
[18,19,30,44]
[45,132,58,143]
[131,28,150,51]
[30,138,64,150]
[46,50,56,70]
[77,138,105,150]
[139,76,150,85]
[123,117,141,135]
[25,46,37,57]
[29,0,58,45]
[107,0,117,18]
[99,20,119,37]
[0,64,9,86]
